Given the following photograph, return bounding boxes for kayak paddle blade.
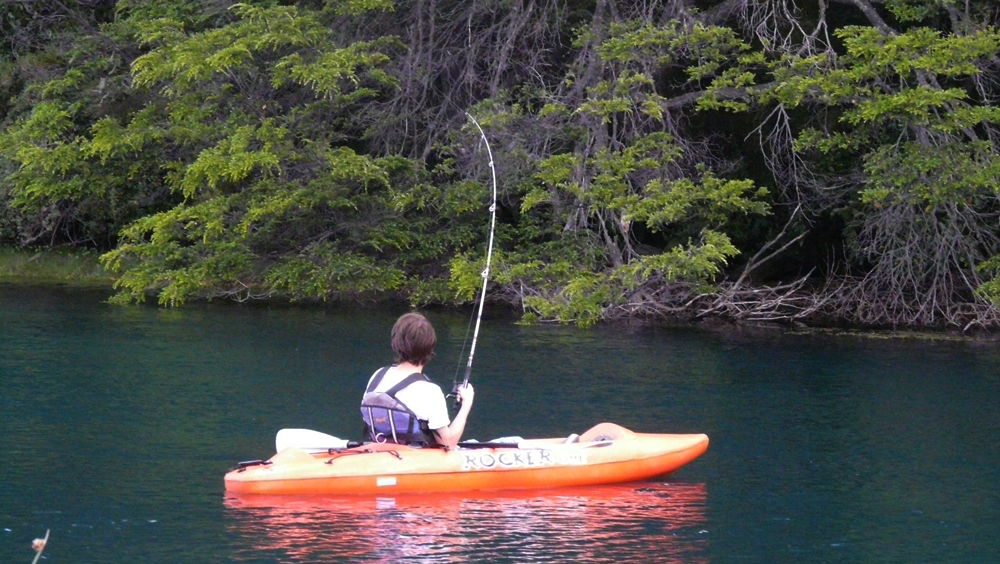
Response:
[275,428,349,453]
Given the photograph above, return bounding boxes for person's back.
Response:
[360,364,443,446]
[360,312,474,449]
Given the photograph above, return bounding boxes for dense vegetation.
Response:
[1,0,998,330]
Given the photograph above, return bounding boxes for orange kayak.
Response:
[224,422,709,495]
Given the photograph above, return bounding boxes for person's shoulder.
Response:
[365,366,391,387]
[403,377,443,395]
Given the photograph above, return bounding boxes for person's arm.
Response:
[434,383,475,449]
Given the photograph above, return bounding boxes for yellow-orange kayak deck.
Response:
[224,422,709,496]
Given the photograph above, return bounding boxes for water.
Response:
[1,284,997,562]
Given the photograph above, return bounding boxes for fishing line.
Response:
[452,112,498,393]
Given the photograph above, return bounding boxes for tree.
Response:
[98,2,469,305]
[745,0,1000,329]
[449,6,772,325]
[0,0,133,247]
[1,0,997,331]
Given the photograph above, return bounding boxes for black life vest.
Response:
[360,366,439,446]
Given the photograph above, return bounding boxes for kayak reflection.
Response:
[225,482,708,562]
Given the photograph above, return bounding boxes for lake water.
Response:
[1,284,997,562]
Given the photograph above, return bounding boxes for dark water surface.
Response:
[1,285,997,562]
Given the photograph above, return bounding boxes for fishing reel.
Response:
[447,383,464,408]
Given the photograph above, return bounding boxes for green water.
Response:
[1,284,998,562]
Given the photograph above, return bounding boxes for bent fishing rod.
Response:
[455,112,498,394]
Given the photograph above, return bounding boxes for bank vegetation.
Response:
[1,0,998,331]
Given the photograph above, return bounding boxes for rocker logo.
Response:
[462,449,586,470]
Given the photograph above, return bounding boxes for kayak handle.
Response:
[236,459,272,472]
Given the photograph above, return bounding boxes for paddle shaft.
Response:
[457,439,613,450]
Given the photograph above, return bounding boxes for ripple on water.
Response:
[224,482,710,563]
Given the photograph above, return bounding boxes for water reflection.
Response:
[225,482,708,563]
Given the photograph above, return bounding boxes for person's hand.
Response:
[455,382,475,406]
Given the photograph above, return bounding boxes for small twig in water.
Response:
[31,529,49,564]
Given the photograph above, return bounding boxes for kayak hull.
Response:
[225,423,709,495]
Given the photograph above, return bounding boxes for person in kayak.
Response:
[360,312,475,449]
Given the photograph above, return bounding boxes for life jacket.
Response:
[360,366,439,446]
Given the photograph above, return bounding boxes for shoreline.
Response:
[0,247,113,287]
[2,247,995,341]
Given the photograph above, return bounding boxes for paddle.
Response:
[275,428,359,453]
[458,438,615,450]
[275,428,614,453]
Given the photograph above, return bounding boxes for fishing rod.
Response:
[456,112,498,392]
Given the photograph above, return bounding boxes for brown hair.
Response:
[391,312,436,366]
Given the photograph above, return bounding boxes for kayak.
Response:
[224,422,709,495]
[225,422,708,495]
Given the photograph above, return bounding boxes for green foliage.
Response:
[625,169,769,230]
[0,0,448,305]
[761,15,1000,326]
[523,271,614,327]
[180,122,284,198]
[2,0,998,330]
[588,20,758,114]
[0,2,182,248]
[977,256,1000,306]
[773,26,1000,130]
[463,15,772,324]
[89,2,463,305]
[616,229,738,290]
[860,141,1000,207]
[884,0,946,24]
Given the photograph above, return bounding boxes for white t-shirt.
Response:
[365,366,451,431]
